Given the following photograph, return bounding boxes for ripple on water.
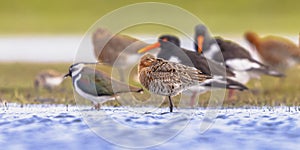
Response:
[0,121,10,126]
[1,106,300,150]
[54,113,76,118]
[226,119,240,126]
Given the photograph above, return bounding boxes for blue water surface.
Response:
[1,104,300,150]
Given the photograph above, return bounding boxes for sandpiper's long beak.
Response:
[197,35,204,53]
[137,42,161,53]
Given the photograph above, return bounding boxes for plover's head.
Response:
[194,24,209,53]
[64,62,97,78]
[158,35,180,46]
[195,24,208,36]
[155,35,183,60]
[137,35,180,54]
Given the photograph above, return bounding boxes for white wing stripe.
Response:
[225,59,260,71]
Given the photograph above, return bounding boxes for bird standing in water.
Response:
[194,24,284,84]
[64,62,143,109]
[138,35,248,106]
[194,24,284,98]
[138,54,213,112]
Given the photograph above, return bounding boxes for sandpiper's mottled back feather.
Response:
[139,54,211,97]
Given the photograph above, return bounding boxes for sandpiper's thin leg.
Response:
[168,96,173,112]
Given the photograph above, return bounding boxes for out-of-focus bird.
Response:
[194,24,284,85]
[138,54,213,112]
[34,69,65,92]
[244,31,300,72]
[298,32,300,48]
[93,28,150,81]
[64,62,143,109]
[138,35,247,106]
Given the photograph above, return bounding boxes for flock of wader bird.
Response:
[35,24,300,112]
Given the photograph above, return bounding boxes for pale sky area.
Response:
[0,34,297,62]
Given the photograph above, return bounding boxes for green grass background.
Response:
[0,0,299,34]
[0,62,300,108]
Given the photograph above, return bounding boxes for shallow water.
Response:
[1,104,300,150]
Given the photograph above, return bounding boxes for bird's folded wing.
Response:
[150,59,211,84]
[77,73,114,97]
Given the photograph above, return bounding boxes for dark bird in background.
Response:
[138,35,247,106]
[93,28,150,81]
[194,24,284,84]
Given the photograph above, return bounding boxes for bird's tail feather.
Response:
[252,68,285,77]
[200,77,248,91]
[129,86,144,93]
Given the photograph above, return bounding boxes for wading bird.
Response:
[245,31,300,72]
[139,54,244,112]
[34,69,65,92]
[194,24,284,97]
[64,62,143,110]
[138,35,247,106]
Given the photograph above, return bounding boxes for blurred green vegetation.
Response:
[0,0,299,34]
[0,62,300,108]
[0,63,74,104]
